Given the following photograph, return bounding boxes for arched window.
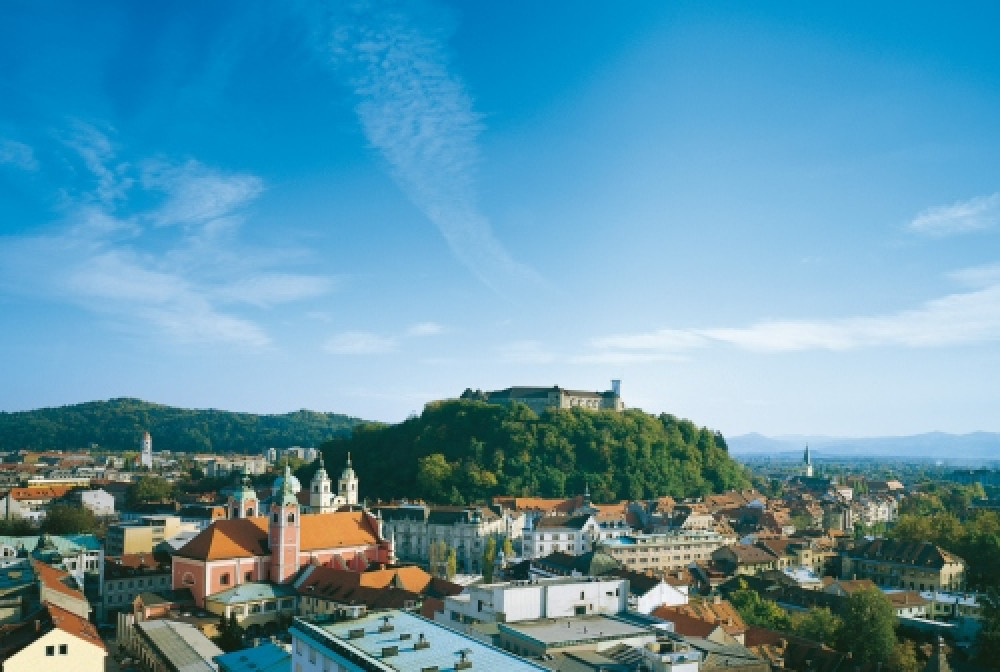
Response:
[245,507,253,517]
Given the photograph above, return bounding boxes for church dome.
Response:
[272,473,302,495]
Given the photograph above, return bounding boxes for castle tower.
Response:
[309,454,334,514]
[338,452,359,506]
[804,444,814,478]
[269,464,301,583]
[227,467,259,519]
[140,431,153,469]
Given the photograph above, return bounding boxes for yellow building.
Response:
[843,539,965,592]
[106,515,195,556]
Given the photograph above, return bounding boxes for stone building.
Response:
[842,539,966,592]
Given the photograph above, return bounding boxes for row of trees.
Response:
[0,397,362,453]
[729,585,916,671]
[322,400,749,505]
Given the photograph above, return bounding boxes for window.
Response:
[59,645,68,655]
[220,573,231,586]
[182,572,195,586]
[245,571,253,581]
[46,646,55,656]
[287,513,295,523]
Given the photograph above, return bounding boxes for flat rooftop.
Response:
[500,615,652,648]
[294,610,549,671]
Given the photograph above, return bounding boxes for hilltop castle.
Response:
[463,380,625,414]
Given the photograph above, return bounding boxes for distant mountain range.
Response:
[726,431,1000,461]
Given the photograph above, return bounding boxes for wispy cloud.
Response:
[0,138,39,171]
[325,2,540,293]
[948,262,1000,288]
[324,331,398,355]
[141,159,263,227]
[907,193,1000,237]
[0,127,334,348]
[325,320,446,356]
[497,340,557,364]
[591,279,1000,355]
[407,321,444,337]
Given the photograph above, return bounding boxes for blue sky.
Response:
[2,1,1000,438]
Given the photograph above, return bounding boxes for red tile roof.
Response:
[175,511,381,561]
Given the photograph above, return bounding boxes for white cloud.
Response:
[0,131,334,349]
[141,159,263,227]
[589,281,1000,357]
[64,123,133,204]
[215,274,336,307]
[948,263,1000,289]
[326,3,540,293]
[497,340,557,364]
[324,331,398,355]
[907,193,1000,237]
[406,321,445,337]
[0,138,39,171]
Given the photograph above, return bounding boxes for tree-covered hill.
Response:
[320,399,749,505]
[0,398,364,453]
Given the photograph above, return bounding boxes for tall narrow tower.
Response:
[227,467,259,519]
[140,431,153,469]
[804,444,813,478]
[269,464,301,583]
[338,453,359,506]
[309,455,334,513]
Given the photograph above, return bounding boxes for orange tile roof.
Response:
[32,560,86,601]
[46,602,106,650]
[654,598,746,635]
[10,485,76,501]
[176,511,380,561]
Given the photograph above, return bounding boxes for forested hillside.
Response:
[0,398,363,453]
[321,399,748,505]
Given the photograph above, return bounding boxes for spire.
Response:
[346,451,352,468]
[279,462,298,506]
[804,444,811,465]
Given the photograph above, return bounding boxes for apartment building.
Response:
[602,529,737,573]
[106,515,197,556]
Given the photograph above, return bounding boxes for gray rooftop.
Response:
[500,614,652,648]
[137,619,224,672]
[204,581,297,606]
[293,610,550,671]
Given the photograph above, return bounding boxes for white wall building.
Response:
[436,576,629,633]
[76,489,116,517]
[522,513,629,560]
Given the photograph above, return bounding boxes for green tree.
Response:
[889,640,919,672]
[482,537,498,582]
[793,607,842,647]
[127,475,175,506]
[502,537,515,560]
[215,613,245,652]
[446,548,457,580]
[838,588,897,666]
[41,503,98,534]
[0,516,37,536]
[975,587,1000,668]
[729,586,793,631]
